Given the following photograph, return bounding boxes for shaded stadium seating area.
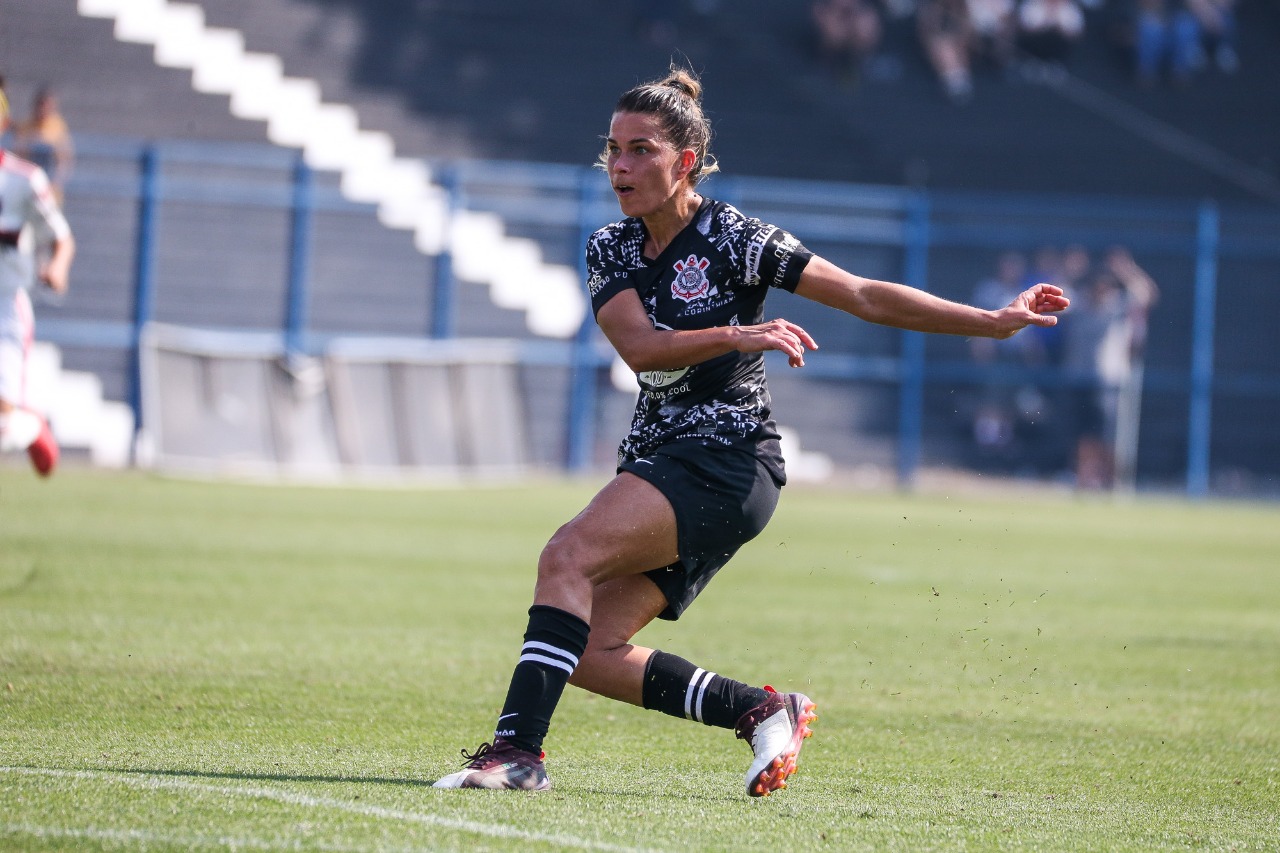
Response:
[193,0,1280,202]
[3,0,1278,488]
[7,0,1278,200]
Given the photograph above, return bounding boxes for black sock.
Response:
[641,650,768,729]
[492,604,590,755]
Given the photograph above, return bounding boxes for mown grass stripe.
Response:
[1,766,653,852]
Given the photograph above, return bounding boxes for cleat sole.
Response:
[747,695,818,798]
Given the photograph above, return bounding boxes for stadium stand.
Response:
[173,0,1280,202]
[3,0,1278,485]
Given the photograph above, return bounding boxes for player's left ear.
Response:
[676,149,696,178]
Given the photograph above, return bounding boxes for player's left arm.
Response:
[794,255,1068,340]
[41,233,75,295]
[596,288,817,371]
[26,170,75,294]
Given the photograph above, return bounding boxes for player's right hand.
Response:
[734,319,819,368]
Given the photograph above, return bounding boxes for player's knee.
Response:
[570,637,625,690]
[536,526,594,585]
[582,626,627,659]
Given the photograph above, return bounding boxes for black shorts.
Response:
[619,440,782,621]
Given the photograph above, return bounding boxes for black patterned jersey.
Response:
[585,197,814,482]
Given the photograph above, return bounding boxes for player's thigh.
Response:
[540,471,680,584]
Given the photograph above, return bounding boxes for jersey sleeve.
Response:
[24,166,72,245]
[741,218,813,293]
[585,226,636,317]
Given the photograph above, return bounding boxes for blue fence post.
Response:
[565,167,601,472]
[129,142,160,438]
[897,191,931,489]
[431,164,458,339]
[285,153,314,357]
[1186,201,1219,498]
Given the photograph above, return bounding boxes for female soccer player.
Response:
[435,66,1068,796]
[0,83,75,477]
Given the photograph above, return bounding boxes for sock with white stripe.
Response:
[492,604,590,755]
[641,650,769,729]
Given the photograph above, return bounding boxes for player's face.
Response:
[605,111,693,219]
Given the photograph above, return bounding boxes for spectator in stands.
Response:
[1061,246,1158,489]
[1131,0,1202,86]
[1023,244,1067,363]
[1023,244,1062,289]
[1186,0,1239,73]
[968,250,1048,467]
[971,251,1033,363]
[1004,244,1073,472]
[433,65,1068,795]
[811,0,885,83]
[630,0,682,48]
[1060,243,1092,296]
[1016,0,1086,64]
[917,0,976,102]
[0,80,75,476]
[967,0,1018,71]
[3,86,74,205]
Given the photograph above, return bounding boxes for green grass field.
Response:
[2,469,1278,851]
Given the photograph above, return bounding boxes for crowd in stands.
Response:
[811,0,886,82]
[809,0,1241,101]
[1132,0,1239,85]
[966,244,1159,488]
[0,82,74,203]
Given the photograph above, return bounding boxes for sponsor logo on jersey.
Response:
[671,254,714,303]
[771,232,802,287]
[745,225,777,282]
[639,366,691,390]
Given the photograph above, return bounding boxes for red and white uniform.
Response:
[0,149,71,406]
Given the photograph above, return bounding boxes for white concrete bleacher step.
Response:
[776,427,834,484]
[30,342,135,469]
[75,0,587,341]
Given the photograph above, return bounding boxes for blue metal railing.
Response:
[284,154,314,358]
[1187,204,1220,498]
[42,134,1280,495]
[127,143,160,432]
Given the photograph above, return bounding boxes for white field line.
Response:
[1,766,652,852]
[0,822,374,852]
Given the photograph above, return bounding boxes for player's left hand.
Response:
[39,262,70,295]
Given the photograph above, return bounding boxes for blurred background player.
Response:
[0,79,76,476]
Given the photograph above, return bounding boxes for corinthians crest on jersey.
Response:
[671,254,715,303]
[583,197,815,469]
